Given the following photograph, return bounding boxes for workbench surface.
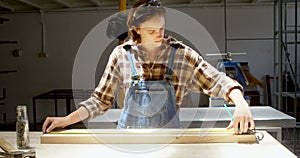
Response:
[87,106,296,128]
[0,131,296,158]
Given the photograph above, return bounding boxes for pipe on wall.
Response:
[39,10,48,58]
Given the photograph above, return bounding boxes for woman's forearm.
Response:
[229,89,249,108]
[64,106,89,127]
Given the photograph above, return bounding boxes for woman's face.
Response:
[136,15,165,48]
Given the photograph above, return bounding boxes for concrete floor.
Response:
[280,128,300,157]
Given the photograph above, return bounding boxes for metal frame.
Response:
[273,0,299,118]
[273,0,299,153]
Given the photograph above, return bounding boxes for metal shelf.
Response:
[275,30,300,35]
[0,18,17,45]
[273,0,299,110]
[273,0,299,153]
[282,92,300,98]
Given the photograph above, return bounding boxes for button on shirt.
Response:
[79,36,243,120]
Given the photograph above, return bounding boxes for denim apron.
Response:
[117,44,180,129]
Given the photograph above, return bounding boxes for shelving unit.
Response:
[273,0,299,121]
[0,17,17,124]
[273,0,299,153]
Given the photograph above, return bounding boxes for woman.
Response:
[43,0,255,134]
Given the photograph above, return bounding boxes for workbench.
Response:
[32,89,88,130]
[87,106,296,141]
[0,130,297,158]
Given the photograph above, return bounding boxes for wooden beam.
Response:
[251,0,259,3]
[41,128,258,144]
[55,0,73,8]
[0,1,15,11]
[18,0,43,9]
[190,0,220,4]
[91,0,118,7]
[89,0,102,7]
[89,0,119,7]
[0,138,16,153]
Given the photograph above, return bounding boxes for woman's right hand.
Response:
[42,107,89,133]
[42,117,68,133]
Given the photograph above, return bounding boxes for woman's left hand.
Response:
[226,89,255,134]
[226,106,255,134]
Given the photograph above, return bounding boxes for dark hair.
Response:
[127,0,165,43]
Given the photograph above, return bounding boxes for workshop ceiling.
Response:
[0,0,274,13]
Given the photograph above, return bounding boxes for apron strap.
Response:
[123,45,139,80]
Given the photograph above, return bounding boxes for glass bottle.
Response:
[16,105,30,149]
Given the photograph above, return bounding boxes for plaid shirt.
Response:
[79,35,243,119]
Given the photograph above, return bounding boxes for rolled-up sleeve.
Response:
[78,47,123,120]
[187,49,243,102]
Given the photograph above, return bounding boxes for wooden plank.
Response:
[48,128,237,134]
[0,137,17,152]
[41,128,258,144]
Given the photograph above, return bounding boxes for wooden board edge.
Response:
[40,133,258,144]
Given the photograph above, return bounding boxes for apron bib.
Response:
[117,44,181,128]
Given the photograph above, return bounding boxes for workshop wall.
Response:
[0,5,286,124]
